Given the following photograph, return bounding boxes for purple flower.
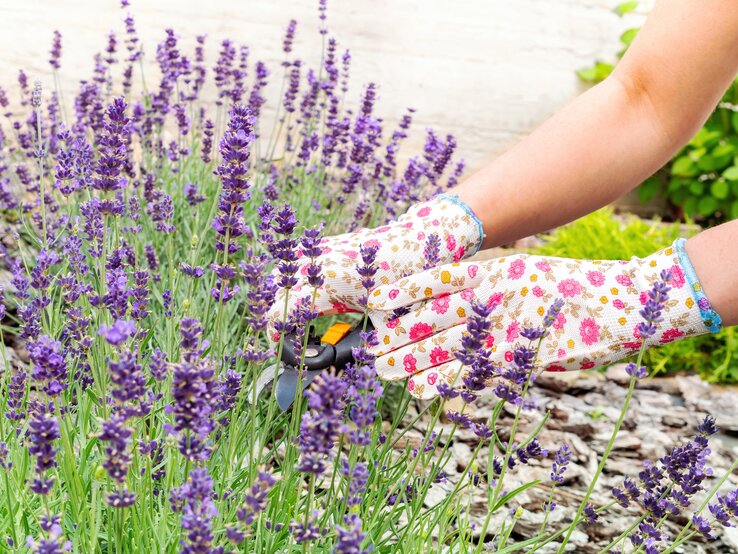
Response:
[28,403,60,495]
[29,336,68,397]
[542,298,565,329]
[99,319,137,346]
[212,105,254,254]
[625,362,648,379]
[237,472,276,526]
[296,374,347,475]
[512,438,549,467]
[445,411,471,428]
[92,98,131,193]
[283,19,297,54]
[422,233,441,270]
[551,444,571,484]
[107,350,148,415]
[4,369,26,422]
[335,514,369,554]
[201,119,214,163]
[270,204,300,289]
[345,333,382,446]
[216,369,242,425]
[150,348,168,381]
[637,270,672,339]
[49,30,62,69]
[169,356,217,461]
[290,510,324,543]
[98,415,132,484]
[584,503,599,524]
[692,514,715,540]
[170,469,219,553]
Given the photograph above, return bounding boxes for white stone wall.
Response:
[0,0,647,171]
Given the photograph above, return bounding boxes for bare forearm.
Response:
[454,0,738,249]
[453,76,676,248]
[686,220,738,326]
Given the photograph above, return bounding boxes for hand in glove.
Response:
[266,194,484,344]
[367,238,722,399]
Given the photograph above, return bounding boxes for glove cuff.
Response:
[435,193,485,256]
[673,238,722,333]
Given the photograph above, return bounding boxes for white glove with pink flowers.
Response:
[266,194,484,344]
[367,238,722,399]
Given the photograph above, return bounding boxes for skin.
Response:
[453,0,738,325]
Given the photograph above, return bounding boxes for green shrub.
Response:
[533,208,738,382]
[579,1,738,224]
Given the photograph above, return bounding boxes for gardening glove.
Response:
[367,238,722,399]
[266,193,484,344]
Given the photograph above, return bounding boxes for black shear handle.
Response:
[279,320,374,371]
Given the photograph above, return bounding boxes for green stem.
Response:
[557,344,647,553]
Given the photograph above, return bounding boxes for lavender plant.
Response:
[0,1,735,553]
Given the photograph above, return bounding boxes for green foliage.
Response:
[532,207,684,259]
[579,1,738,223]
[650,89,738,222]
[533,209,738,382]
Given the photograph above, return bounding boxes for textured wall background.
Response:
[0,0,647,172]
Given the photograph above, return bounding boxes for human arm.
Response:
[454,0,738,248]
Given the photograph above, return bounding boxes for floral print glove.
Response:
[267,194,484,343]
[367,239,722,399]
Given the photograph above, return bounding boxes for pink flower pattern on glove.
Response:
[367,243,714,400]
[266,195,482,347]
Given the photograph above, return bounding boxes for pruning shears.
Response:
[254,320,372,411]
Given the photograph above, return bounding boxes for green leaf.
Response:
[712,143,735,159]
[689,181,705,196]
[689,128,722,148]
[578,61,615,83]
[731,112,738,134]
[711,143,735,169]
[696,154,717,172]
[638,176,660,203]
[731,200,738,220]
[614,1,639,15]
[723,166,738,181]
[683,196,699,217]
[698,195,719,217]
[711,180,730,199]
[576,66,598,83]
[620,28,639,47]
[671,156,699,177]
[491,480,541,512]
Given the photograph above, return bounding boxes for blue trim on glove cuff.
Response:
[674,237,722,334]
[436,193,486,255]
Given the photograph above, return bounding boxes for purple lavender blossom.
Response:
[28,403,60,495]
[5,369,27,422]
[625,362,648,379]
[212,105,254,255]
[335,514,369,554]
[29,335,68,397]
[169,352,217,461]
[170,469,220,553]
[98,415,134,503]
[237,472,276,526]
[550,444,571,484]
[49,31,62,69]
[92,98,131,193]
[422,233,441,270]
[150,348,168,381]
[99,319,136,346]
[296,373,347,475]
[283,19,297,54]
[291,510,324,543]
[637,270,672,339]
